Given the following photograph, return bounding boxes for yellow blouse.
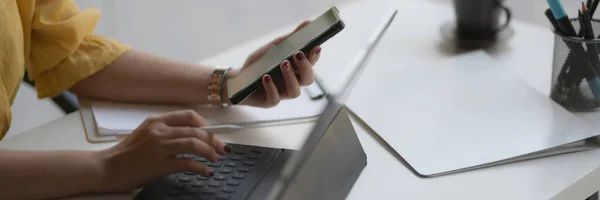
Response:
[0,0,130,139]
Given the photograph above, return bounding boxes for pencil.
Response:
[546,9,562,32]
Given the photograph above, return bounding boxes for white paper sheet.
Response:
[346,51,600,177]
[90,88,327,135]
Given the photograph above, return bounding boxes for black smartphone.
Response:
[226,7,345,105]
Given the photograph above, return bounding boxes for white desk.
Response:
[2,0,600,199]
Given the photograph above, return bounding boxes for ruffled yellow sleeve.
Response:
[27,0,131,98]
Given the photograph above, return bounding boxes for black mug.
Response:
[454,0,512,39]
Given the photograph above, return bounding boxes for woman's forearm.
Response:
[0,149,105,200]
[70,49,221,105]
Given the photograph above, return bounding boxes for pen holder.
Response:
[550,19,600,111]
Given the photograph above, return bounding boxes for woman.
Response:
[0,1,321,199]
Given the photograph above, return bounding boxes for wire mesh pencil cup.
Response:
[550,19,600,111]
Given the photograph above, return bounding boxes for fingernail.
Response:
[265,75,272,83]
[316,46,321,54]
[295,52,304,60]
[209,171,214,177]
[224,145,231,153]
[282,61,291,71]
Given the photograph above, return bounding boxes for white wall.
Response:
[75,0,355,63]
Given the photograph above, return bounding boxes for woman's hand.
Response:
[229,20,322,108]
[95,110,229,192]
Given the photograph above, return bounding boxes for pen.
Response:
[115,124,244,140]
[548,0,578,36]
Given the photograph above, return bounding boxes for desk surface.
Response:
[2,0,600,200]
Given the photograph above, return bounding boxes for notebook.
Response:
[345,51,600,177]
[89,86,327,136]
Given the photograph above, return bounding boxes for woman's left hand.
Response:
[227,20,321,108]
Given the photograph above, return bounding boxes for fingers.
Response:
[262,74,280,107]
[307,46,321,66]
[166,127,228,155]
[280,60,301,99]
[292,51,314,86]
[159,110,208,127]
[169,159,214,177]
[164,137,220,162]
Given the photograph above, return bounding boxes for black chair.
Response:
[22,73,80,114]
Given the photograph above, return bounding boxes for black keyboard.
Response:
[134,144,282,200]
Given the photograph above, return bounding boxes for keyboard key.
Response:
[184,171,195,175]
[226,180,241,186]
[183,154,195,159]
[207,162,221,167]
[191,181,205,187]
[247,154,261,159]
[194,157,207,162]
[202,188,217,194]
[216,193,230,199]
[221,186,235,193]
[208,181,221,187]
[251,147,265,153]
[213,174,228,180]
[242,160,256,166]
[219,168,233,174]
[237,167,250,172]
[219,155,228,161]
[196,175,209,180]
[234,147,249,154]
[232,173,246,179]
[229,155,244,160]
[179,176,193,182]
[224,161,238,167]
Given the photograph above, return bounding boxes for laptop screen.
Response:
[264,9,397,200]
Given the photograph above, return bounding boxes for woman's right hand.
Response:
[94,110,229,193]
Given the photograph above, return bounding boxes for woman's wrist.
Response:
[63,150,111,194]
[91,149,116,193]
